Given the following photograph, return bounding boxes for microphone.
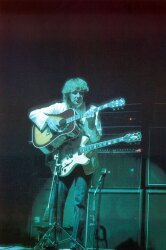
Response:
[97,168,107,184]
[93,167,108,210]
[101,168,107,175]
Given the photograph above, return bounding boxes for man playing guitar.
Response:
[29,77,102,250]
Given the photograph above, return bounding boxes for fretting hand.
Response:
[85,107,96,129]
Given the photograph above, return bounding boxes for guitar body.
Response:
[60,153,90,177]
[57,131,142,177]
[32,109,80,154]
[59,136,91,177]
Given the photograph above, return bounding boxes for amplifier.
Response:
[91,151,142,189]
[145,190,166,250]
[85,189,143,249]
[147,127,166,186]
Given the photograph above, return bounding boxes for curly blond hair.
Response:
[62,77,89,105]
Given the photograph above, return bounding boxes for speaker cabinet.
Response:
[92,153,142,189]
[85,189,142,249]
[146,190,166,250]
[147,127,166,186]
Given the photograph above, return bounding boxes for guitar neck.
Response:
[80,137,124,154]
[66,103,115,124]
[66,112,82,124]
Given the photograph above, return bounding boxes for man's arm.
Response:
[29,102,66,131]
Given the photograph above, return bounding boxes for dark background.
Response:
[0,0,166,247]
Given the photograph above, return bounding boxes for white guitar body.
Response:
[59,136,90,177]
[60,153,90,177]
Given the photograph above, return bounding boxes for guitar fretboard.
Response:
[80,137,124,154]
[66,100,125,124]
[79,131,141,154]
[66,105,106,124]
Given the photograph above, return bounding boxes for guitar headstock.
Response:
[108,98,125,110]
[123,132,142,143]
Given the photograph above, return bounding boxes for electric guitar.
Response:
[31,98,125,154]
[56,131,142,177]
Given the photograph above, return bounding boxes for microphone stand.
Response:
[33,153,87,250]
[33,153,70,249]
[91,168,107,250]
[33,153,60,249]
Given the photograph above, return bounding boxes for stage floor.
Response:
[0,247,32,249]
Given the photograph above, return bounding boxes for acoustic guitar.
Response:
[31,98,125,154]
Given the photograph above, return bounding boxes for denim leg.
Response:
[71,175,89,247]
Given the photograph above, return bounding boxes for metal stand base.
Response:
[33,222,86,250]
[33,223,71,250]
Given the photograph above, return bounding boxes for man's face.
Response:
[69,90,84,108]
